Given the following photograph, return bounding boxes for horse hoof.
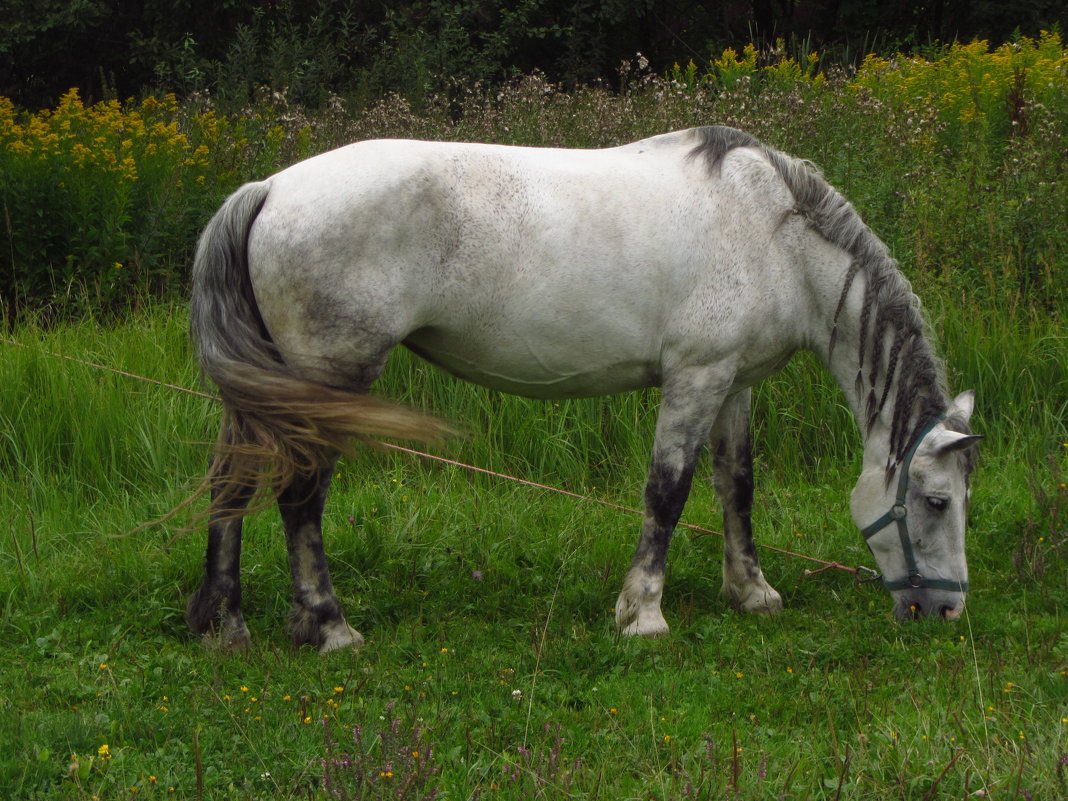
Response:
[201,625,252,653]
[620,621,670,638]
[318,622,365,653]
[728,585,783,616]
[617,608,670,638]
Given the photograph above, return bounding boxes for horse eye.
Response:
[926,496,949,512]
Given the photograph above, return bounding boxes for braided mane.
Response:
[687,126,954,470]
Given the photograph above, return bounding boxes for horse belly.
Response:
[403,324,662,399]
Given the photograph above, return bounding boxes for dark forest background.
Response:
[3,0,1065,109]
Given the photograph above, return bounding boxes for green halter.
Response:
[860,414,968,593]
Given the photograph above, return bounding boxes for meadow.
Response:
[1,37,1066,799]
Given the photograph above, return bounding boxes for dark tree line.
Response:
[2,0,1065,108]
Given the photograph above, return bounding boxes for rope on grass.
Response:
[4,338,869,580]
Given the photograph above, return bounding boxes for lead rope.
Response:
[4,338,874,582]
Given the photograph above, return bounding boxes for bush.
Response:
[0,90,314,319]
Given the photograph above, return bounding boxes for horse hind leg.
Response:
[279,459,364,653]
[186,444,255,651]
[710,389,782,615]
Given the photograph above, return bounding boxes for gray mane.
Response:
[688,126,962,470]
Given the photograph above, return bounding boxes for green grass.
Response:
[1,302,1065,800]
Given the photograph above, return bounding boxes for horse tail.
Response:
[189,181,453,515]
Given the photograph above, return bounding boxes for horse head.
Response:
[851,391,981,620]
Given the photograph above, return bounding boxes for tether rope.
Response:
[4,338,869,579]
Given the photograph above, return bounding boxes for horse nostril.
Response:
[941,605,962,620]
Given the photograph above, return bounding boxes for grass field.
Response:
[2,36,1067,800]
[1,297,1065,799]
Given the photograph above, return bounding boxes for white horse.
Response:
[187,126,980,652]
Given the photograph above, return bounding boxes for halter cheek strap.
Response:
[860,414,968,593]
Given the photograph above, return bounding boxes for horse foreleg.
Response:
[279,461,364,653]
[710,389,782,615]
[616,373,726,637]
[187,456,254,651]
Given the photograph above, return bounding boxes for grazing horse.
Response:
[186,126,980,652]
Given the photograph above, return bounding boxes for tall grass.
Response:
[2,289,1062,533]
[1,306,1065,799]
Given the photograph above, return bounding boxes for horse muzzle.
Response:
[892,588,965,621]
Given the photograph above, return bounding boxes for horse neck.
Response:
[820,315,894,471]
[809,261,944,473]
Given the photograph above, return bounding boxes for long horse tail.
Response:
[189,181,453,515]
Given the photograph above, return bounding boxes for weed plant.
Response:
[0,35,1066,800]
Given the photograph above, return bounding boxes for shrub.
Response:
[0,90,317,319]
[852,32,1068,150]
[0,91,216,317]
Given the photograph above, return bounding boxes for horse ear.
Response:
[948,389,976,422]
[932,430,983,455]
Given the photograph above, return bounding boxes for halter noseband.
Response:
[860,414,968,593]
